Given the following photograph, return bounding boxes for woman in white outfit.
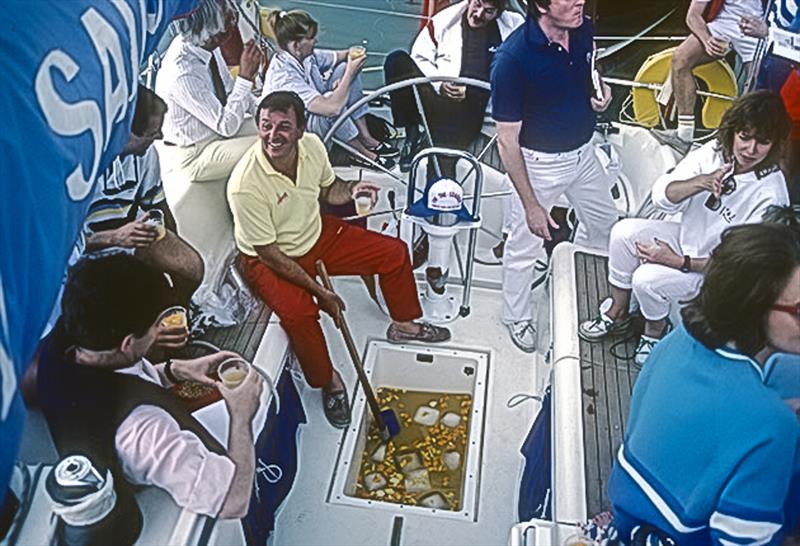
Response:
[261,10,397,169]
[580,91,792,364]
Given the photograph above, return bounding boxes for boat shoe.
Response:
[386,322,451,344]
[322,386,351,429]
[578,298,634,342]
[506,320,536,353]
[369,141,399,157]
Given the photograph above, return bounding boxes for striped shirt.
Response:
[609,325,800,546]
[83,147,164,234]
[772,0,799,30]
[156,34,257,147]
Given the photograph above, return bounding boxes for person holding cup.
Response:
[36,254,265,519]
[82,86,205,309]
[652,0,765,154]
[228,91,451,429]
[262,9,398,170]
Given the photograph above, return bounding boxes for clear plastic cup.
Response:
[354,190,373,216]
[145,210,166,241]
[348,45,366,60]
[218,358,250,389]
[159,306,187,329]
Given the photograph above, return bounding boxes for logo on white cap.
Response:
[427,178,464,212]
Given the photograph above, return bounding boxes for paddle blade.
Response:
[380,409,401,439]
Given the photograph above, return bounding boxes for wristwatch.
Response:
[680,255,691,273]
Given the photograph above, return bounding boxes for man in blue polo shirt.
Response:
[491,0,617,352]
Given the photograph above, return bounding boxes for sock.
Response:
[677,115,695,141]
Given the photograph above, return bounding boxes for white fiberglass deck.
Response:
[268,161,552,544]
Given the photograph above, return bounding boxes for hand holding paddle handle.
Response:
[315,260,399,440]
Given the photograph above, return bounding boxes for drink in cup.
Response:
[145,210,166,241]
[218,359,250,389]
[159,306,188,329]
[354,189,373,216]
[348,45,366,60]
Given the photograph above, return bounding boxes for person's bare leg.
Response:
[354,116,380,149]
[606,285,632,320]
[136,230,204,303]
[671,35,714,116]
[348,137,379,161]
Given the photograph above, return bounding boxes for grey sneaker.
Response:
[322,387,351,429]
[386,321,451,344]
[651,128,692,156]
[578,298,633,341]
[506,320,536,353]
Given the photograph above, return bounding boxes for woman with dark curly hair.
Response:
[580,90,792,365]
[607,222,800,545]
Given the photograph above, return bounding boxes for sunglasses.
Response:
[772,303,800,319]
[704,175,737,211]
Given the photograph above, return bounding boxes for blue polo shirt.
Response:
[609,325,800,546]
[491,16,595,153]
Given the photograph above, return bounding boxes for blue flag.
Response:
[0,0,198,501]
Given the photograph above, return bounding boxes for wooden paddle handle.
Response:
[315,260,386,430]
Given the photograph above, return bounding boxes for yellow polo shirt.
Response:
[227,133,336,257]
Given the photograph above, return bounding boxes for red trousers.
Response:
[240,215,422,388]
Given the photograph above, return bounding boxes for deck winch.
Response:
[402,148,483,323]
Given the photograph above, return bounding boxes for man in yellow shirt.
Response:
[228,91,450,428]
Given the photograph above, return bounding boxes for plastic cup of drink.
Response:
[159,306,187,329]
[218,358,250,389]
[348,45,366,60]
[354,190,373,216]
[145,210,166,241]
[717,37,731,55]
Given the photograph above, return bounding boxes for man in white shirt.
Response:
[156,0,264,183]
[383,0,524,173]
[653,0,765,153]
[37,254,264,518]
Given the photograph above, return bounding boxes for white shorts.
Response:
[707,14,761,62]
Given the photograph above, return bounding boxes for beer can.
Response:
[46,455,105,506]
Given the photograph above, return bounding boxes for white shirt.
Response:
[114,359,235,517]
[695,0,764,22]
[261,49,337,107]
[411,1,524,93]
[156,34,257,147]
[651,140,789,257]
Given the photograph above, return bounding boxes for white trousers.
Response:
[158,123,258,184]
[502,142,618,322]
[607,218,704,321]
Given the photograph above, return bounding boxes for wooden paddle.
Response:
[315,260,400,441]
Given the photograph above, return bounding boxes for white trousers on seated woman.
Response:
[607,218,704,321]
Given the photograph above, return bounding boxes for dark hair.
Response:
[681,223,800,356]
[131,86,167,136]
[265,9,318,50]
[716,90,791,169]
[526,0,550,18]
[475,0,508,12]
[256,91,307,127]
[62,255,170,351]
